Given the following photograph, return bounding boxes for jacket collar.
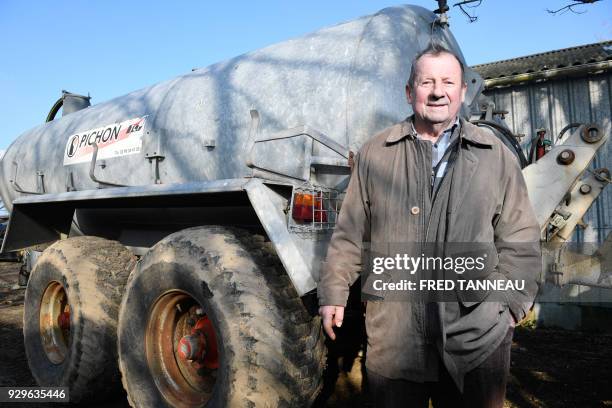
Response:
[385,115,493,147]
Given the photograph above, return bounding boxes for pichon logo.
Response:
[66,135,80,158]
[63,116,146,166]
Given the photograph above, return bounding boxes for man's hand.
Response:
[319,305,344,340]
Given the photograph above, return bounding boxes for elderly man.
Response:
[318,43,541,407]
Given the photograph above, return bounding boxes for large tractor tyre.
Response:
[118,226,326,408]
[23,236,136,402]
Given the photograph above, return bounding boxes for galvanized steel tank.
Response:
[0,5,480,210]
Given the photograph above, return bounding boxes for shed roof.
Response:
[472,40,612,80]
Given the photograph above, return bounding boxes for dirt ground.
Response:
[1,261,611,407]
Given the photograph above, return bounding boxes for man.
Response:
[318,43,541,407]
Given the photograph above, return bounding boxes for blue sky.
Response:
[0,0,610,149]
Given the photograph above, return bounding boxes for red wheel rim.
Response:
[145,290,219,408]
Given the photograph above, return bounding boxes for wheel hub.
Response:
[145,291,219,408]
[178,333,205,361]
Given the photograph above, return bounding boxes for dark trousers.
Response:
[367,327,513,408]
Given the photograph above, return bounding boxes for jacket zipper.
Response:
[420,141,430,245]
[425,125,463,243]
[424,143,433,243]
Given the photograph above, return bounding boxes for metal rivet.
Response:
[579,184,592,195]
[557,149,575,165]
[410,206,420,215]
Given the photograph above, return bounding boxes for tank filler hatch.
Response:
[46,90,91,122]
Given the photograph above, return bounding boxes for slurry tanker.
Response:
[0,4,609,407]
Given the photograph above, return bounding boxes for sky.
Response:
[0,0,610,150]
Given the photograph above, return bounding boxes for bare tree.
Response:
[439,0,602,22]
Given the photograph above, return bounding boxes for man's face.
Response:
[406,52,467,127]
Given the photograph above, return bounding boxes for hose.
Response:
[45,97,63,122]
[556,123,581,144]
[527,134,539,164]
[471,120,529,168]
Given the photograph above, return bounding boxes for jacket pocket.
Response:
[445,300,506,345]
[455,268,506,307]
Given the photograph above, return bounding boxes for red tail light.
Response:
[292,192,327,223]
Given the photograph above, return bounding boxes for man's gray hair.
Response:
[407,42,466,90]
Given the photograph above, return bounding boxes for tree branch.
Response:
[452,0,482,22]
[547,0,601,15]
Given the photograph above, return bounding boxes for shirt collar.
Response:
[385,115,493,146]
[415,118,459,145]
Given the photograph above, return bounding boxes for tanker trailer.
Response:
[0,4,501,407]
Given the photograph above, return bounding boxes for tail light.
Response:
[292,192,327,223]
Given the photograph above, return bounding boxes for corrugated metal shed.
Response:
[473,41,612,245]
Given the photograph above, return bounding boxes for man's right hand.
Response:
[319,305,344,340]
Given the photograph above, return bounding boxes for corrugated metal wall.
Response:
[484,71,612,244]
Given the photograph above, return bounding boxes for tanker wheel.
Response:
[23,236,136,402]
[118,226,325,407]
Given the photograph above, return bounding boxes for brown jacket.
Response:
[318,117,541,390]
